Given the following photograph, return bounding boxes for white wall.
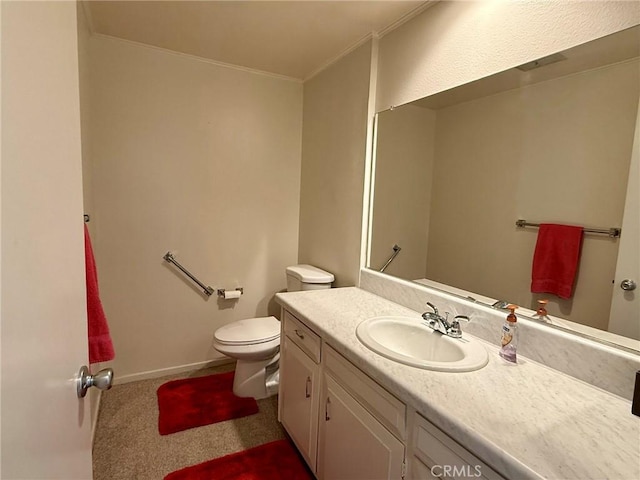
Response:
[298,41,373,287]
[370,105,435,279]
[78,3,92,221]
[377,0,640,110]
[85,35,303,379]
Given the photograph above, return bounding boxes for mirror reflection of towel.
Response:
[85,225,115,364]
[531,224,584,299]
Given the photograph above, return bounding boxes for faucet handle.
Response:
[449,322,462,338]
[449,315,469,338]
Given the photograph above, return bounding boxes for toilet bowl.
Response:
[213,264,334,399]
[213,316,281,399]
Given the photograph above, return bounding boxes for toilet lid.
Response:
[214,316,280,345]
[286,264,334,283]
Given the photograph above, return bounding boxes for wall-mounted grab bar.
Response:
[380,244,402,273]
[516,219,621,238]
[163,252,214,296]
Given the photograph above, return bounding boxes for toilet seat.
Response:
[214,316,280,346]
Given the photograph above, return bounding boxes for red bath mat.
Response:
[157,371,259,435]
[164,439,312,480]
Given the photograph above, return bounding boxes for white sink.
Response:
[356,316,488,372]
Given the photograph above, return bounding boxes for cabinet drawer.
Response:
[283,310,321,363]
[413,413,504,480]
[324,345,406,440]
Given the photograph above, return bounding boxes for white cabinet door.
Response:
[411,413,504,480]
[280,335,320,472]
[410,457,439,480]
[317,374,405,480]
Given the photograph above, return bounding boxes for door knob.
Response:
[77,365,114,398]
[621,279,637,291]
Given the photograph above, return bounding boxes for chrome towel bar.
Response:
[516,219,621,238]
[163,252,214,296]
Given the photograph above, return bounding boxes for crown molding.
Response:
[304,32,376,82]
[377,1,438,39]
[91,33,303,83]
[303,1,437,82]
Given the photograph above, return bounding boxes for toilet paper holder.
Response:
[218,287,244,299]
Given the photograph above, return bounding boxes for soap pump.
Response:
[499,304,518,363]
[536,299,549,320]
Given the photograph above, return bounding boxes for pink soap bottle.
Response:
[499,305,518,363]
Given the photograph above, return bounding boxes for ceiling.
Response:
[83,1,430,80]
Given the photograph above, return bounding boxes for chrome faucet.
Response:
[422,302,470,338]
[421,302,451,335]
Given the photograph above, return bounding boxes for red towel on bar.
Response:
[531,224,584,299]
[85,225,115,364]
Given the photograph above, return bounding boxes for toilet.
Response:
[213,264,334,399]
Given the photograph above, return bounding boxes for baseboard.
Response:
[113,357,235,385]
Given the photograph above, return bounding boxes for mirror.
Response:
[367,26,640,350]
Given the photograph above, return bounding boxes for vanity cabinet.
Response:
[317,373,405,479]
[279,311,321,473]
[279,308,504,480]
[317,346,406,480]
[408,412,504,480]
[280,310,405,479]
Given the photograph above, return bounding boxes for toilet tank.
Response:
[286,264,334,292]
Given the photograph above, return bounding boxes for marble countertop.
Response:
[276,287,640,480]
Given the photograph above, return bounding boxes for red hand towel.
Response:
[531,224,584,299]
[85,225,115,363]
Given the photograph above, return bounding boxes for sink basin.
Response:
[356,316,488,372]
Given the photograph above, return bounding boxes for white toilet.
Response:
[213,264,334,399]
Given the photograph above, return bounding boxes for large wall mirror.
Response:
[367,26,640,350]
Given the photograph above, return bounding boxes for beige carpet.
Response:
[92,363,286,480]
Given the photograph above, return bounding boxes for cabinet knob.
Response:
[294,329,305,340]
[325,397,331,421]
[305,376,311,398]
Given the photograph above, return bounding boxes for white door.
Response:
[609,100,640,340]
[1,1,93,478]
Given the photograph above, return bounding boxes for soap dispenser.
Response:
[536,299,549,321]
[499,304,518,363]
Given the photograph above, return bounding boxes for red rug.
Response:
[164,439,313,480]
[157,371,259,435]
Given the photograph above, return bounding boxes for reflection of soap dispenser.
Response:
[499,305,518,363]
[536,299,549,322]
